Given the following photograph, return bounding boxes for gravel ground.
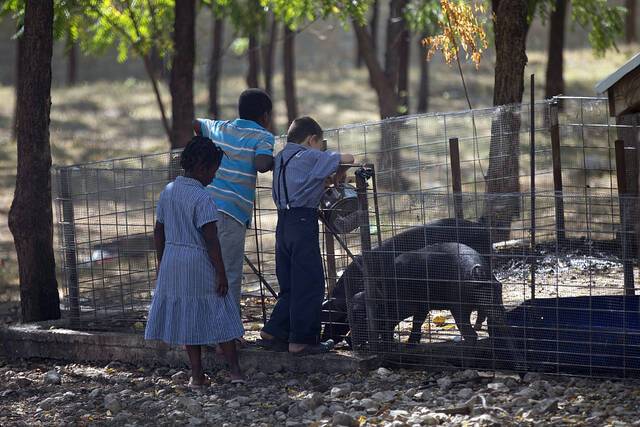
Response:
[2,357,640,426]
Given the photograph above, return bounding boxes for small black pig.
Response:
[350,242,505,346]
[321,218,493,342]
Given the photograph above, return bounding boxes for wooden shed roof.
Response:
[595,52,640,94]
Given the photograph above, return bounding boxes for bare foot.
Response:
[188,374,211,388]
[289,343,306,353]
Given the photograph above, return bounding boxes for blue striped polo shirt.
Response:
[197,118,275,226]
[273,143,341,209]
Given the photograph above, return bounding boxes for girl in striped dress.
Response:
[145,136,244,388]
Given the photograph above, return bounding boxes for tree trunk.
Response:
[149,46,169,82]
[261,15,278,96]
[545,0,566,98]
[384,0,408,91]
[397,27,410,113]
[66,33,77,86]
[352,20,409,191]
[417,33,429,113]
[12,31,23,140]
[247,34,260,88]
[8,0,61,322]
[261,16,278,133]
[170,0,196,149]
[208,16,224,118]
[283,26,298,126]
[356,1,380,69]
[485,0,529,242]
[371,1,379,59]
[626,0,637,43]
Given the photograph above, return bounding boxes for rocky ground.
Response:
[2,357,640,426]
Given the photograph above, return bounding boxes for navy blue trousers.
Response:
[263,208,325,344]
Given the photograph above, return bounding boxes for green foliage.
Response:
[81,0,174,63]
[405,0,441,34]
[571,0,624,56]
[532,0,625,56]
[262,0,372,29]
[1,0,83,43]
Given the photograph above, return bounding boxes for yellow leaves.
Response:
[422,0,488,70]
[133,321,144,330]
[432,315,447,326]
[358,415,367,425]
[433,315,456,330]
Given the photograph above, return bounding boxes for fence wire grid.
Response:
[54,96,640,377]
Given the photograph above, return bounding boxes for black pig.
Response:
[321,218,492,342]
[350,242,505,346]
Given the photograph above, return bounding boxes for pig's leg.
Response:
[408,309,428,344]
[474,308,486,331]
[451,306,478,342]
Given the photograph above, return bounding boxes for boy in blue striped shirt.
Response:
[260,117,354,355]
[194,89,275,323]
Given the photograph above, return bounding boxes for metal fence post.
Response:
[530,75,537,300]
[549,100,566,246]
[615,140,635,296]
[59,167,80,320]
[448,137,464,220]
[354,167,379,352]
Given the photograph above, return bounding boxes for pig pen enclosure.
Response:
[54,96,640,378]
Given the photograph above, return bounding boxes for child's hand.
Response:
[216,273,229,297]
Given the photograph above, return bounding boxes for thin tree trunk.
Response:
[357,1,380,69]
[397,27,410,114]
[283,26,298,126]
[371,1,379,58]
[262,15,278,133]
[485,0,529,242]
[247,34,260,88]
[384,0,407,90]
[545,0,566,98]
[12,32,22,140]
[66,34,77,86]
[208,16,224,118]
[143,55,171,142]
[355,33,363,68]
[170,0,196,149]
[626,0,637,43]
[262,15,278,96]
[149,46,168,81]
[353,20,409,191]
[8,0,61,322]
[417,33,429,113]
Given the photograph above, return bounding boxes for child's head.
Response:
[287,116,326,151]
[239,89,272,129]
[180,136,225,185]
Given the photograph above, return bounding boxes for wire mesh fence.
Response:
[53,96,640,376]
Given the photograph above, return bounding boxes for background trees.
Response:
[543,0,625,99]
[81,1,175,143]
[0,0,637,320]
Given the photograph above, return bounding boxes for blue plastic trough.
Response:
[499,295,640,377]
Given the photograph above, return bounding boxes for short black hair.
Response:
[238,88,272,122]
[287,116,323,144]
[180,136,224,172]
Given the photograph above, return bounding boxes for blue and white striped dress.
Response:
[145,176,244,345]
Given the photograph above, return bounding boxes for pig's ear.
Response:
[470,264,486,280]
